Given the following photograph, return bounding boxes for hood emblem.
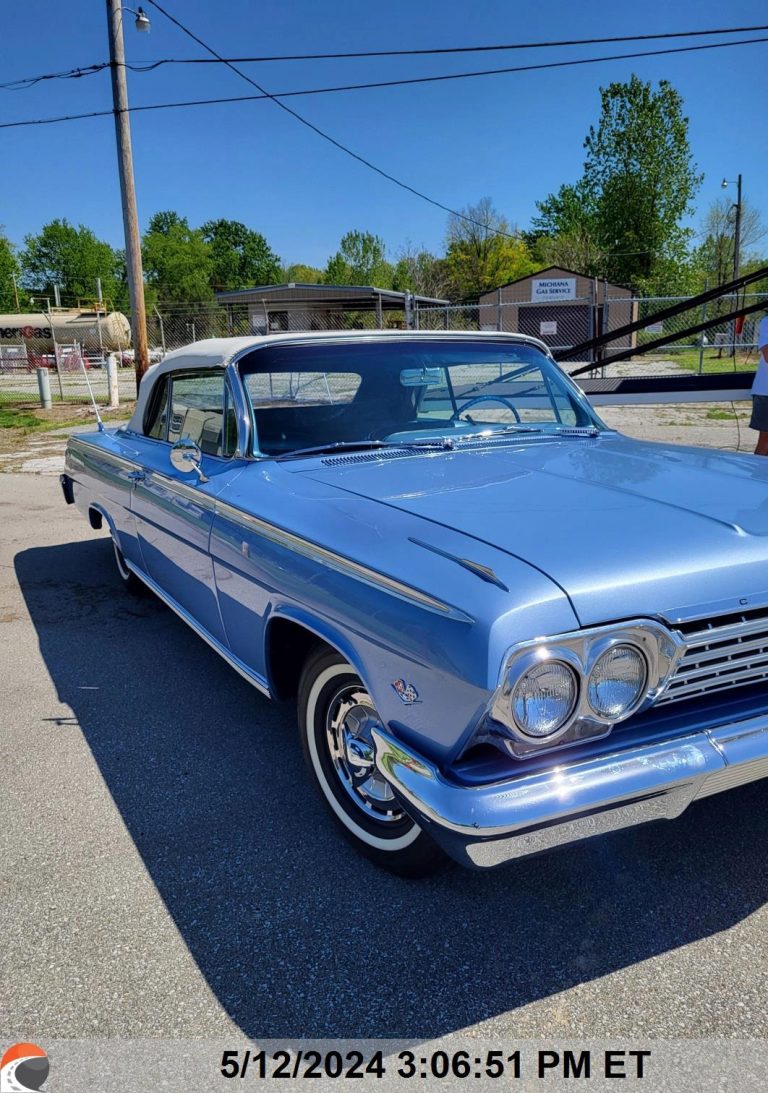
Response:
[392,679,420,704]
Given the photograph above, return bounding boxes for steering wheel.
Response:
[450,395,521,424]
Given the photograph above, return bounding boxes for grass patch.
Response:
[0,403,134,461]
[645,349,757,374]
[706,407,737,420]
[0,407,44,428]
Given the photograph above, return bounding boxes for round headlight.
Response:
[511,659,578,738]
[588,644,647,720]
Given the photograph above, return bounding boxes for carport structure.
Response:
[215,283,449,335]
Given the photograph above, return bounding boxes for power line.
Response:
[139,4,763,246]
[123,23,768,65]
[126,35,768,103]
[142,0,529,241]
[3,31,767,133]
[0,63,109,91]
[5,22,767,89]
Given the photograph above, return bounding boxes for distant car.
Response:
[61,331,768,874]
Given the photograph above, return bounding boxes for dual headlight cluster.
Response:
[490,621,683,759]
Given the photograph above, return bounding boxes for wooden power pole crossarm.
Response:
[106,0,149,389]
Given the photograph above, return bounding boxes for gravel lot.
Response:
[1,431,768,1046]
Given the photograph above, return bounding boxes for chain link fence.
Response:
[414,292,768,379]
[3,290,766,411]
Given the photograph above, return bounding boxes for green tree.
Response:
[142,211,213,306]
[200,219,281,291]
[584,75,701,290]
[444,198,535,300]
[392,243,449,299]
[19,219,123,306]
[282,263,324,284]
[693,197,766,289]
[0,230,24,311]
[532,76,702,292]
[531,182,594,241]
[324,230,393,287]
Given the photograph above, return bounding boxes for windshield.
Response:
[239,338,602,457]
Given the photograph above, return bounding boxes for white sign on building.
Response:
[540,320,558,336]
[532,278,577,302]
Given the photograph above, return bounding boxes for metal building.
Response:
[215,283,449,334]
[478,266,637,361]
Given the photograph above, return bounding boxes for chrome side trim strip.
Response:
[146,471,219,514]
[68,435,141,475]
[372,709,768,869]
[125,559,271,697]
[69,436,471,620]
[214,498,473,622]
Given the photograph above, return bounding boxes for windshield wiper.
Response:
[275,440,399,461]
[274,438,451,461]
[453,423,601,444]
[454,424,543,443]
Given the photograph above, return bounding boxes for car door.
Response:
[129,367,245,645]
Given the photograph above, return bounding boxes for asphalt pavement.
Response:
[1,472,767,1042]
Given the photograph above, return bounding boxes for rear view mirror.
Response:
[170,437,208,483]
[400,367,443,388]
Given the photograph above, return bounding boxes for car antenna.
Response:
[76,344,105,432]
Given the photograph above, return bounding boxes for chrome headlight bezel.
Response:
[489,620,684,759]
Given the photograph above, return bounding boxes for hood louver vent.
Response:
[321,449,412,467]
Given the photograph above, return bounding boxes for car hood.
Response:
[302,435,768,625]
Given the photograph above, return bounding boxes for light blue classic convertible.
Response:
[62,331,768,874]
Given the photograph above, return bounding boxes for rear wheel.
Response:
[111,535,144,595]
[298,648,444,876]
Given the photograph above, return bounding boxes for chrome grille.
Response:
[657,608,768,706]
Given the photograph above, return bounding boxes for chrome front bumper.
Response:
[372,714,768,869]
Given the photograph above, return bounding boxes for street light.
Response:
[130,6,151,32]
[106,0,150,388]
[721,174,743,283]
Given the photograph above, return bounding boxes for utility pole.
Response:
[106,0,149,389]
[721,172,744,358]
[733,173,743,284]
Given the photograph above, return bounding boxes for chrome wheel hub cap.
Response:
[326,687,404,824]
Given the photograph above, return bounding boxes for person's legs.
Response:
[749,397,768,454]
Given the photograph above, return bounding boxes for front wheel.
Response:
[298,648,444,876]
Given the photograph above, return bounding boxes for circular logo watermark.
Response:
[0,1044,49,1092]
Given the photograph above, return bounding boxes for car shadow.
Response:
[15,537,768,1039]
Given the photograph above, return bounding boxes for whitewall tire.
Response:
[298,648,444,876]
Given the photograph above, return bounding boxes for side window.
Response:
[167,371,228,457]
[144,376,169,439]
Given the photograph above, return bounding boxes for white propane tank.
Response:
[0,309,131,352]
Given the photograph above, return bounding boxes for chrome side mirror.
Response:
[170,437,209,483]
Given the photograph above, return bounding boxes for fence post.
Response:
[497,288,503,331]
[153,305,166,355]
[698,280,708,374]
[42,305,64,400]
[107,353,120,408]
[36,367,52,409]
[601,279,609,377]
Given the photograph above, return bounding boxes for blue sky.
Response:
[2,0,767,268]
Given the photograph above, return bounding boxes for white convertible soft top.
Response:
[124,329,548,434]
